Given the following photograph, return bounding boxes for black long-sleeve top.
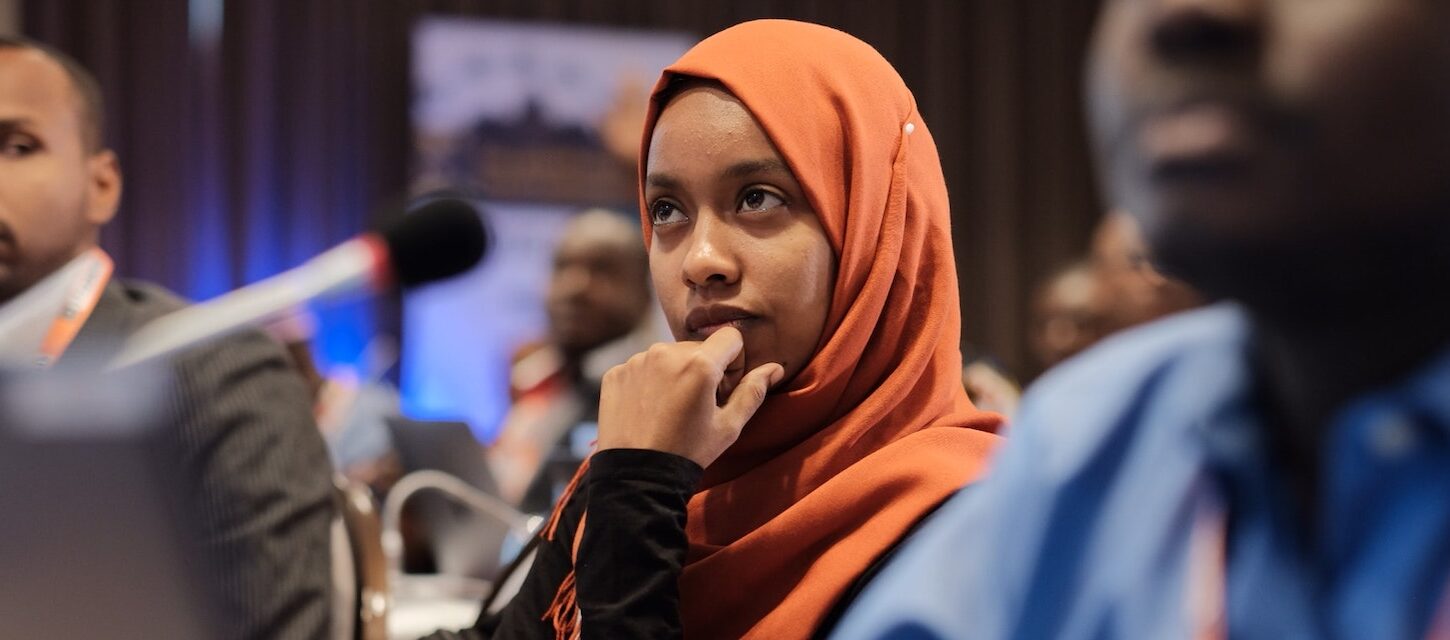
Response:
[421,448,702,639]
[421,448,941,639]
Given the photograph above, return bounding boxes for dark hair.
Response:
[0,36,105,151]
[653,74,728,111]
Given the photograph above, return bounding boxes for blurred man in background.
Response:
[488,208,657,513]
[1029,260,1111,371]
[1031,211,1201,375]
[837,0,1450,637]
[1091,209,1202,334]
[1026,209,1201,388]
[0,38,334,638]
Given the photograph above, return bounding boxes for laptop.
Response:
[385,417,513,580]
[385,417,499,497]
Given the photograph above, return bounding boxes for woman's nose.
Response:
[681,213,741,290]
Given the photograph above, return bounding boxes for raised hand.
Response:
[596,327,784,468]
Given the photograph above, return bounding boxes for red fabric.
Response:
[633,20,1004,639]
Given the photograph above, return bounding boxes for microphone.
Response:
[108,198,487,370]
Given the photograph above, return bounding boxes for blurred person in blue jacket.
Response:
[836,1,1450,638]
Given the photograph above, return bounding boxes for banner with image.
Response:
[404,17,691,441]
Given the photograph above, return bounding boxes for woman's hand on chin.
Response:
[596,327,784,468]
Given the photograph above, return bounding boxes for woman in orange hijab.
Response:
[425,18,1000,640]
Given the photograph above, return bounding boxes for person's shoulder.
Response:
[1031,303,1248,406]
[106,279,294,374]
[64,279,192,364]
[107,278,192,322]
[1007,303,1250,475]
[832,307,1251,640]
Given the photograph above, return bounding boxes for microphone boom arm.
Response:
[107,238,383,370]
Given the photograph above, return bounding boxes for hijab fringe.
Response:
[541,460,590,639]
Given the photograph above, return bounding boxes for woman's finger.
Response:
[719,362,784,431]
[697,326,746,373]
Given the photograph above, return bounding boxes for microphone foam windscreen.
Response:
[381,197,488,287]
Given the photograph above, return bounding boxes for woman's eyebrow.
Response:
[722,159,790,180]
[0,118,35,133]
[645,172,683,190]
[645,159,791,190]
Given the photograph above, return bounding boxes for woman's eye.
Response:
[739,188,785,213]
[0,132,39,157]
[649,200,686,225]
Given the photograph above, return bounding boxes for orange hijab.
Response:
[545,19,1002,640]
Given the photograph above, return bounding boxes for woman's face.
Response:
[644,84,835,388]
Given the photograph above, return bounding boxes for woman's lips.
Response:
[684,304,757,339]
[693,318,751,338]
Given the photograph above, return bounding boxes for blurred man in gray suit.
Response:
[0,37,334,638]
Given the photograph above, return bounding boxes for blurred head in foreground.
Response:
[1089,0,1450,322]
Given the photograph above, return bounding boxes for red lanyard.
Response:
[34,248,113,368]
[1185,487,1228,640]
[1185,483,1450,640]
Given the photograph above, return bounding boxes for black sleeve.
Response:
[575,448,701,640]
[475,473,586,639]
[421,448,701,640]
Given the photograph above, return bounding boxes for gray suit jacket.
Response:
[66,280,335,639]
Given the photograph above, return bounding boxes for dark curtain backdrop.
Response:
[25,0,1104,380]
